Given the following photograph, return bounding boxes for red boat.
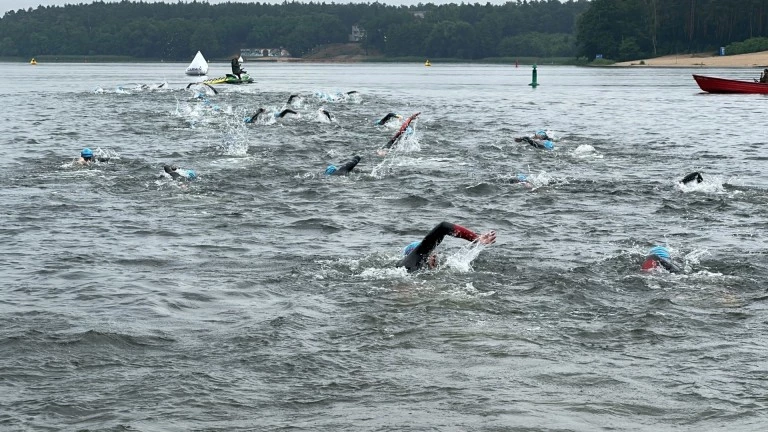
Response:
[693,74,768,94]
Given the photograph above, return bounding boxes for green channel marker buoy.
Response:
[529,64,539,88]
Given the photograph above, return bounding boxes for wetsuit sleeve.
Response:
[396,222,479,272]
[378,113,395,125]
[656,256,682,273]
[164,166,182,180]
[333,156,361,176]
[383,113,419,149]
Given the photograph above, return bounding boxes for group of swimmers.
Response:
[641,170,705,273]
[77,147,197,181]
[78,83,710,275]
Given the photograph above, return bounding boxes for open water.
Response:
[1,62,767,431]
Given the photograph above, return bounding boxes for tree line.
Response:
[3,0,768,62]
[0,0,588,60]
[576,0,768,61]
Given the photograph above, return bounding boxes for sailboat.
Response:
[185,51,208,76]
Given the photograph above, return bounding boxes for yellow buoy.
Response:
[30,58,37,65]
[424,59,431,67]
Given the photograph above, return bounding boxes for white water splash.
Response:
[677,175,726,194]
[573,144,603,159]
[444,241,489,273]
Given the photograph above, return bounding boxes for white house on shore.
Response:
[349,25,365,42]
[240,48,291,60]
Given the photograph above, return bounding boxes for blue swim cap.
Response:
[516,173,528,182]
[403,241,421,256]
[81,148,93,158]
[543,140,554,150]
[649,246,670,259]
[535,130,547,137]
[325,165,338,175]
[244,117,253,123]
[186,170,197,180]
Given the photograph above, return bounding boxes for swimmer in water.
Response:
[319,109,333,121]
[641,246,681,273]
[514,130,554,150]
[681,172,703,184]
[186,82,218,95]
[77,148,110,165]
[245,108,298,123]
[376,113,402,125]
[508,173,532,185]
[163,164,197,181]
[325,156,361,176]
[397,222,496,272]
[383,112,420,149]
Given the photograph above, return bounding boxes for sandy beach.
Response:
[615,50,768,67]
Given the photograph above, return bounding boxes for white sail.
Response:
[185,51,208,76]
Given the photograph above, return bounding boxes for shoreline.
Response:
[614,50,768,68]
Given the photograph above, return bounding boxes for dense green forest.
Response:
[0,0,588,60]
[2,0,768,61]
[577,0,768,60]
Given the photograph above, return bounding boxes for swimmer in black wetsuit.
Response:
[641,246,681,273]
[245,108,266,123]
[515,130,553,149]
[163,164,197,181]
[397,222,496,272]
[186,82,218,95]
[507,173,531,185]
[320,109,333,121]
[245,108,297,123]
[277,108,297,118]
[77,147,110,165]
[518,136,553,150]
[383,112,420,150]
[376,113,402,125]
[681,172,703,184]
[514,131,554,150]
[287,94,300,104]
[325,156,361,176]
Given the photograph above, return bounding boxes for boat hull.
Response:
[203,73,254,85]
[693,74,768,94]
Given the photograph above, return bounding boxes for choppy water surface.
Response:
[1,62,767,431]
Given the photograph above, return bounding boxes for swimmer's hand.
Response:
[477,231,496,245]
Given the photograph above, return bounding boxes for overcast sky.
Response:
[2,0,523,15]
